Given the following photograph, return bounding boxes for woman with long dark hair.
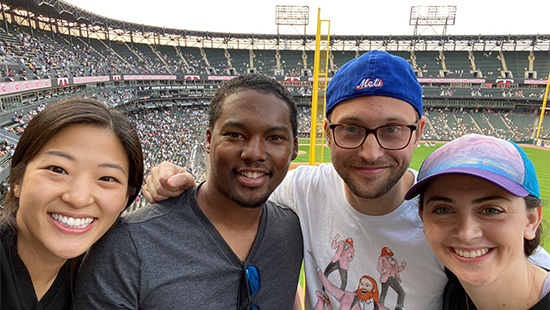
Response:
[0,97,143,309]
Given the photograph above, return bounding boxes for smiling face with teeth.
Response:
[14,124,130,263]
[205,89,298,209]
[419,174,541,288]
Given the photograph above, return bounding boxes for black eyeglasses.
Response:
[238,263,260,310]
[328,122,419,150]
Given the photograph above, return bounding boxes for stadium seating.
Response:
[0,3,548,205]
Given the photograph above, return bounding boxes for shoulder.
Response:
[121,188,196,224]
[405,168,419,190]
[286,163,339,184]
[442,269,469,310]
[0,225,15,257]
[293,163,335,174]
[532,272,550,309]
[264,201,301,236]
[0,226,17,304]
[93,188,201,253]
[531,289,550,309]
[265,200,300,222]
[408,168,419,180]
[529,247,550,270]
[262,202,303,256]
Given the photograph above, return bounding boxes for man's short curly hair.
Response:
[208,73,298,138]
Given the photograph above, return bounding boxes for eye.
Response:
[46,166,67,175]
[226,132,244,139]
[344,126,360,134]
[269,135,285,141]
[432,206,452,214]
[382,126,400,134]
[99,176,120,183]
[481,207,504,216]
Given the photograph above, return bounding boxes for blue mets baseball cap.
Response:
[405,134,540,200]
[325,50,423,117]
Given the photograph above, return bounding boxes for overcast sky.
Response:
[63,0,548,36]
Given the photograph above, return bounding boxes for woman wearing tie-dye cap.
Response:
[405,134,549,310]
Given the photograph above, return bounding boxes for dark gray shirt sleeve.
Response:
[74,221,140,309]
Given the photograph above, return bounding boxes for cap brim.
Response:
[405,168,530,200]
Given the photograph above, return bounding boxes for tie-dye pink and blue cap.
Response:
[405,134,540,200]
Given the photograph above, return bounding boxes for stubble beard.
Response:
[340,163,409,199]
[227,189,271,209]
[215,172,274,209]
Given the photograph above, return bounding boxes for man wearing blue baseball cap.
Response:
[142,51,548,310]
[276,50,442,310]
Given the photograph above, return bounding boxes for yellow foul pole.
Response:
[308,8,330,165]
[534,73,550,142]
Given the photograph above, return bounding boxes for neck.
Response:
[17,236,66,300]
[464,261,545,310]
[196,181,263,261]
[345,170,414,216]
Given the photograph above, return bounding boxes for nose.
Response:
[455,214,482,242]
[357,133,384,162]
[240,136,268,162]
[61,176,95,208]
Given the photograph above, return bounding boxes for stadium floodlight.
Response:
[410,5,457,35]
[275,5,309,26]
[275,5,309,35]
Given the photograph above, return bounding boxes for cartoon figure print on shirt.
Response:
[310,235,410,310]
[324,234,355,290]
[377,247,406,310]
[314,291,333,310]
[313,263,390,310]
[309,249,390,310]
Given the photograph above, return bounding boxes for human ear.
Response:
[291,138,299,161]
[12,181,21,198]
[324,119,332,147]
[205,129,212,154]
[525,206,542,240]
[412,117,426,147]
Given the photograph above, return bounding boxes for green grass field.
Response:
[293,139,550,249]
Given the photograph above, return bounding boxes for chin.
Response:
[460,276,494,288]
[54,249,87,260]
[230,191,270,209]
[450,267,495,288]
[51,241,93,260]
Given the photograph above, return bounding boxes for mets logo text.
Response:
[356,78,383,89]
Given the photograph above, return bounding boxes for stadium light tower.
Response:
[410,5,457,35]
[273,5,310,76]
[275,5,309,35]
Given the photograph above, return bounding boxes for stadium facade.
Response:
[0,0,548,199]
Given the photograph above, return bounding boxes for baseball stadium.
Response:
[0,0,548,308]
